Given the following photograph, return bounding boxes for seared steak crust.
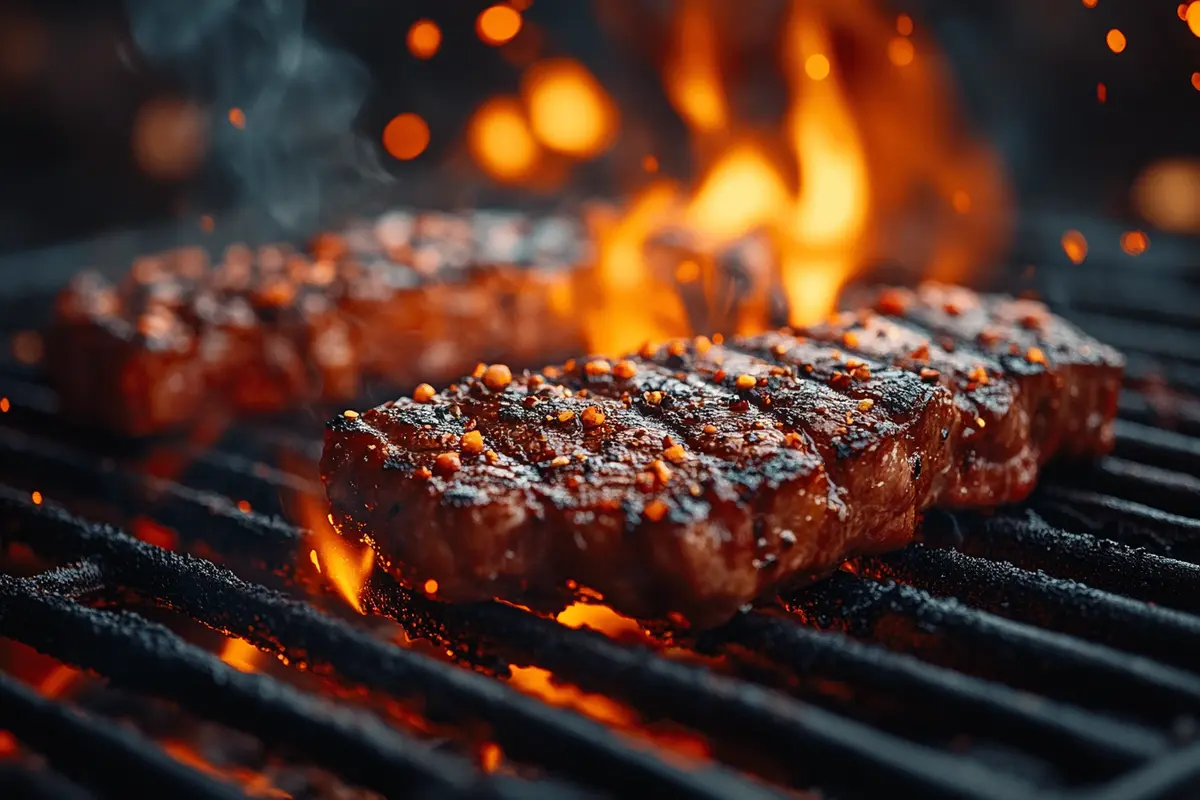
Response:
[322,283,1124,626]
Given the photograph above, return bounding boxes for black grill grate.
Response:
[3,231,1200,798]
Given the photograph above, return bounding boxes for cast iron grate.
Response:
[2,227,1200,798]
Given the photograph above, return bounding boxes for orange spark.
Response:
[522,59,618,157]
[1120,230,1149,256]
[297,493,374,614]
[382,113,430,161]
[423,578,439,595]
[228,107,246,129]
[1188,3,1200,37]
[1106,29,1126,53]
[30,491,42,505]
[466,97,540,183]
[0,398,8,413]
[407,19,441,60]
[1061,230,1088,264]
[1097,82,1107,103]
[477,5,522,46]
[219,638,261,672]
[888,36,915,66]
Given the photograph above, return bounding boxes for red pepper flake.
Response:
[857,399,875,411]
[829,372,852,390]
[943,302,961,317]
[585,359,612,376]
[851,365,872,382]
[484,450,499,464]
[639,341,659,359]
[434,452,461,475]
[735,374,756,390]
[612,359,638,379]
[663,444,688,463]
[472,363,487,379]
[909,343,931,361]
[461,430,485,455]
[557,409,576,423]
[845,411,854,425]
[968,365,989,385]
[875,288,910,316]
[784,432,805,449]
[1020,313,1045,331]
[694,336,713,354]
[413,466,432,480]
[703,424,717,434]
[977,328,1003,346]
[919,367,941,382]
[550,455,571,467]
[543,366,561,379]
[667,340,686,357]
[342,409,360,419]
[644,499,669,522]
[483,364,513,391]
[651,459,672,484]
[974,416,987,429]
[771,342,789,357]
[712,333,724,345]
[413,383,436,403]
[713,369,727,382]
[843,331,860,349]
[581,406,606,428]
[1025,346,1048,365]
[644,390,664,406]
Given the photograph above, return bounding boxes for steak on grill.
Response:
[321,283,1123,627]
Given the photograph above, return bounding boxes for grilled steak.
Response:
[46,211,586,435]
[321,283,1123,626]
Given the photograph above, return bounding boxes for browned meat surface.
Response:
[45,211,586,436]
[321,283,1123,626]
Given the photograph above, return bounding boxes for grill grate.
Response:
[4,233,1200,798]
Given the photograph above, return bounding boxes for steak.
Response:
[321,283,1123,627]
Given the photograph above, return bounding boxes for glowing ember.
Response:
[407,19,441,60]
[1106,29,1126,53]
[1061,230,1089,264]
[1097,82,1107,103]
[297,493,374,614]
[1120,230,1149,256]
[522,59,618,157]
[1134,158,1200,232]
[508,665,630,726]
[423,578,439,595]
[220,638,262,673]
[480,742,503,773]
[382,113,431,161]
[888,36,915,66]
[556,602,644,638]
[477,5,522,46]
[236,499,252,513]
[0,398,8,413]
[228,108,246,129]
[30,491,42,505]
[1193,72,1200,91]
[0,731,15,757]
[39,665,79,698]
[467,97,540,183]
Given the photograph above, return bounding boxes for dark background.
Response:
[0,0,1196,256]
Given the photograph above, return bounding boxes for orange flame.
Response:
[297,493,374,614]
[522,59,619,158]
[664,0,727,135]
[467,97,541,184]
[556,602,645,639]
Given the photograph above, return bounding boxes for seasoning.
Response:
[784,432,804,449]
[644,390,664,406]
[585,359,611,376]
[644,499,669,522]
[667,340,686,357]
[735,374,756,390]
[713,369,727,382]
[413,466,432,480]
[919,367,941,382]
[581,406,605,428]
[472,363,487,379]
[413,383,436,403]
[613,359,638,379]
[875,288,909,315]
[639,341,658,359]
[843,331,860,349]
[342,409,360,420]
[550,455,571,467]
[1026,346,1048,365]
[434,452,461,475]
[909,343,931,361]
[694,336,712,354]
[485,450,499,464]
[557,409,576,423]
[857,399,875,411]
[703,424,717,434]
[829,372,852,390]
[651,459,672,484]
[461,430,484,454]
[483,364,513,391]
[968,365,989,385]
[662,444,687,463]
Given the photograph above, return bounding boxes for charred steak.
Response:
[321,283,1123,627]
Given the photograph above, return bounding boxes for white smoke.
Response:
[126,0,390,230]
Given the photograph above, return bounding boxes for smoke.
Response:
[126,0,389,230]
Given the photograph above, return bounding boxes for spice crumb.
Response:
[413,384,436,403]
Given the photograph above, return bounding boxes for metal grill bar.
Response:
[0,486,785,800]
[957,512,1200,613]
[0,570,519,799]
[0,764,93,800]
[1050,456,1200,518]
[0,670,248,800]
[1035,487,1200,563]
[789,572,1200,719]
[700,611,1164,767]
[365,577,1046,800]
[861,545,1200,674]
[1114,420,1200,476]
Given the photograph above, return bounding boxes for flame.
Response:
[664,0,727,134]
[220,638,262,673]
[296,493,374,614]
[686,146,790,243]
[556,602,645,639]
[522,59,618,158]
[161,741,288,798]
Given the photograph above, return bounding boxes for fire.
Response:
[382,113,430,161]
[664,0,727,134]
[296,493,374,614]
[220,638,262,673]
[556,602,645,639]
